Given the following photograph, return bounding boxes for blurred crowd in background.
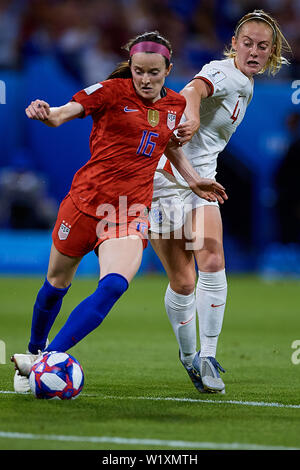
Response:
[0,0,299,83]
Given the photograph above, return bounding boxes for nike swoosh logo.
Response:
[180,315,194,325]
[211,303,225,308]
[124,106,139,112]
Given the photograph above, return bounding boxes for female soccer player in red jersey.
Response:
[149,12,291,394]
[12,31,227,392]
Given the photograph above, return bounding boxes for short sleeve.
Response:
[194,63,229,98]
[71,81,116,117]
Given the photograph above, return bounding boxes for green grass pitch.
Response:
[0,274,300,450]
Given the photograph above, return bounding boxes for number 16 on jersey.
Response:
[137,130,159,158]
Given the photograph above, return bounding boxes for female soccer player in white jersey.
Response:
[149,10,291,394]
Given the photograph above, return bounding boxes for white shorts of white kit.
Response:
[149,171,219,235]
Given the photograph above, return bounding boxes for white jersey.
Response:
[156,58,254,185]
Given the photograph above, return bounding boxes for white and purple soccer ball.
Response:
[29,351,84,400]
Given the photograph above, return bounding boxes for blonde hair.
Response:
[224,9,291,76]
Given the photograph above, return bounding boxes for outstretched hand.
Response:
[25,99,51,121]
[190,178,228,204]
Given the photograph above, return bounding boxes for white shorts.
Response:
[149,170,219,234]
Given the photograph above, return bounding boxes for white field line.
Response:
[100,395,300,409]
[1,390,300,409]
[0,431,298,450]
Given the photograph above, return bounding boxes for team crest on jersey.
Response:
[167,111,177,130]
[151,208,164,224]
[58,220,71,240]
[148,109,160,127]
[136,222,148,236]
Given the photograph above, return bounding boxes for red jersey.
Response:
[69,78,186,221]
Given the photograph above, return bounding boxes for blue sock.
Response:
[28,278,70,354]
[46,273,129,352]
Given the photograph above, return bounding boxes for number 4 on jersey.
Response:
[231,99,241,124]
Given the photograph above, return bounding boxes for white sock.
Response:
[196,269,227,358]
[165,284,197,367]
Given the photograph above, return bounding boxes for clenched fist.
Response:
[25,100,51,121]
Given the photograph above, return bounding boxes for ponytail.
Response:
[106,61,132,80]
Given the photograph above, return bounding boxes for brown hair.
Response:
[224,9,291,75]
[107,31,172,80]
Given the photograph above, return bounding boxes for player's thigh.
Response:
[192,205,225,272]
[98,236,143,283]
[150,234,196,294]
[47,243,82,288]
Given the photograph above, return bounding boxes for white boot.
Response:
[12,340,48,393]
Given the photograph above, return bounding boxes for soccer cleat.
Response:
[11,352,42,378]
[12,339,49,393]
[192,352,226,393]
[13,371,31,393]
[179,352,206,393]
[179,351,225,394]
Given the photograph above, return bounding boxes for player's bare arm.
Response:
[25,100,84,127]
[164,140,228,204]
[176,79,211,145]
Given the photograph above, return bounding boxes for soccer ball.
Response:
[29,351,84,400]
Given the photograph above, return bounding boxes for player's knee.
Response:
[47,275,71,290]
[201,252,224,273]
[170,274,196,296]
